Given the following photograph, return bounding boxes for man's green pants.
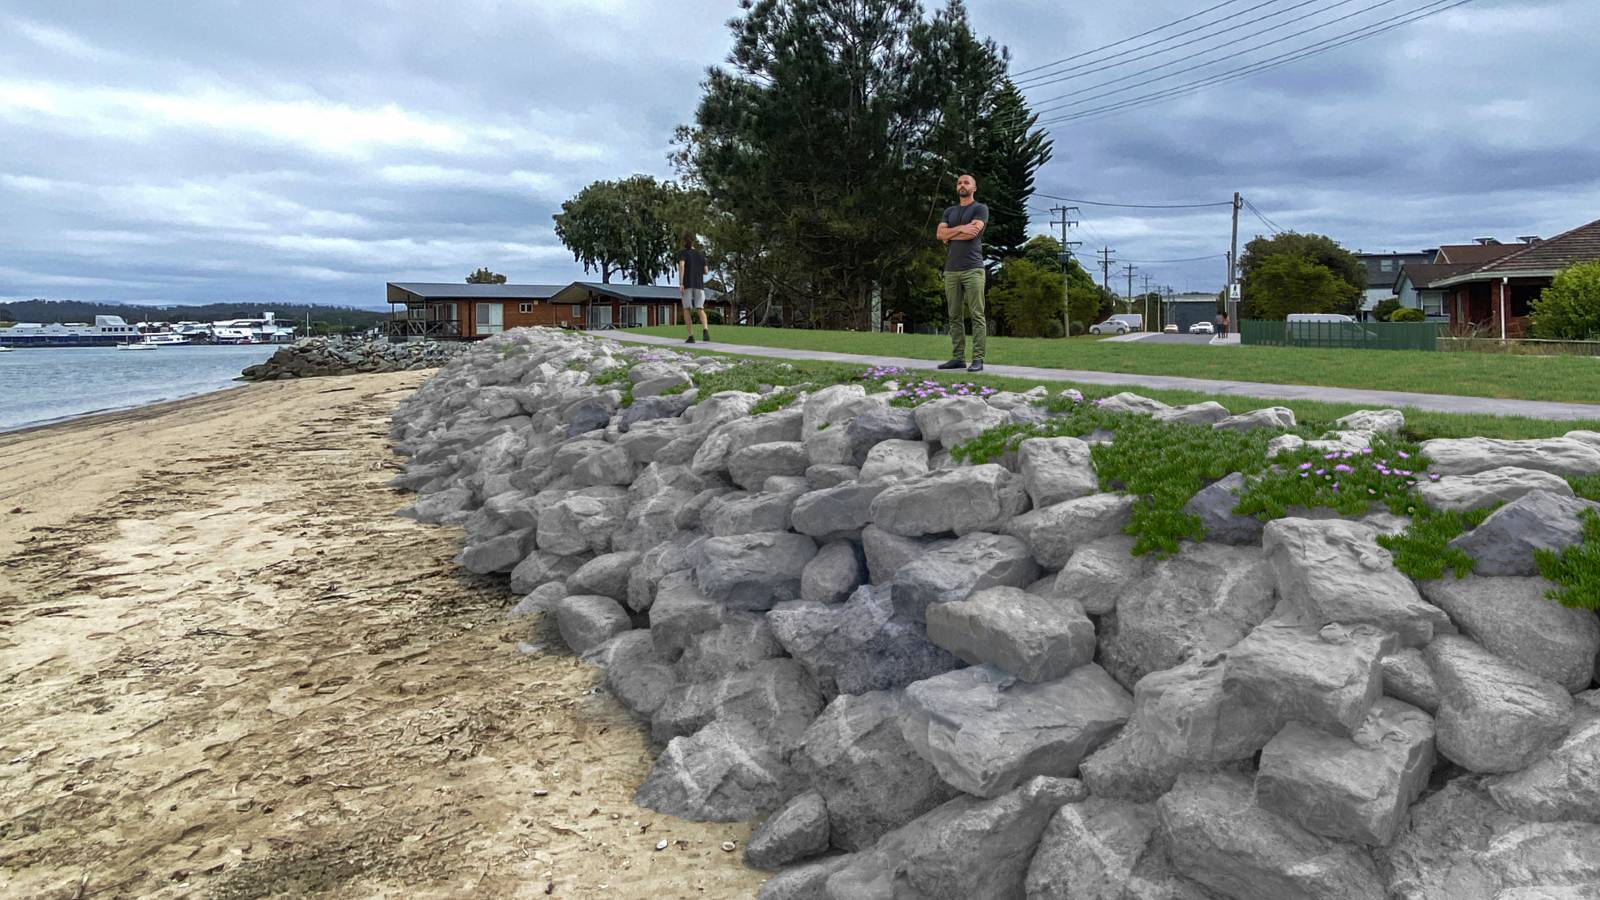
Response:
[944,268,986,362]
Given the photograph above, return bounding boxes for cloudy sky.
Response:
[1,0,1595,307]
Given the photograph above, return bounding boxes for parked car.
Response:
[1189,321,1215,335]
[1163,323,1179,334]
[1089,314,1142,335]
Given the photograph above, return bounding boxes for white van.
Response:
[1285,313,1356,323]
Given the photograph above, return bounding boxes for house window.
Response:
[571,305,583,317]
[1379,259,1394,272]
[475,302,504,335]
[519,303,533,313]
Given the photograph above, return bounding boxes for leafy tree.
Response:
[1389,307,1427,323]
[1013,235,1096,333]
[553,180,627,283]
[554,176,684,285]
[1530,261,1600,340]
[466,267,507,284]
[1239,231,1366,300]
[1242,255,1355,320]
[988,258,1063,337]
[1372,297,1402,322]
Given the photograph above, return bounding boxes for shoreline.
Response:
[0,377,250,437]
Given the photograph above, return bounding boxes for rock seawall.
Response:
[390,326,1600,899]
[242,335,466,380]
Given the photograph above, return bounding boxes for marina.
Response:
[0,312,298,349]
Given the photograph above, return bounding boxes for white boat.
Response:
[210,312,297,345]
[0,345,12,352]
[138,332,191,346]
[116,341,157,351]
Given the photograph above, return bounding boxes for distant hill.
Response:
[0,299,388,328]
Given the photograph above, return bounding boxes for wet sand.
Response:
[0,373,765,898]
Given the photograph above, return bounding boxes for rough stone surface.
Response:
[1255,698,1436,846]
[1051,534,1150,615]
[1211,406,1296,433]
[1005,493,1135,569]
[552,594,632,655]
[1421,575,1599,692]
[746,790,831,870]
[861,525,946,585]
[565,550,640,600]
[460,527,531,574]
[1448,490,1600,576]
[650,657,824,749]
[701,489,800,537]
[1416,465,1576,512]
[1421,436,1600,478]
[1158,773,1384,900]
[1017,437,1098,508]
[793,690,957,852]
[823,776,1087,900]
[801,540,866,605]
[767,585,962,699]
[925,586,1096,683]
[891,532,1040,623]
[729,441,812,491]
[1488,712,1600,825]
[912,396,1009,449]
[510,550,586,595]
[693,408,804,475]
[1428,635,1574,773]
[806,464,860,489]
[1182,473,1264,545]
[1222,621,1396,740]
[634,719,802,822]
[536,486,629,555]
[1098,392,1170,416]
[869,465,1029,537]
[757,855,852,900]
[1024,798,1213,900]
[1380,648,1440,713]
[900,664,1132,798]
[1153,401,1232,427]
[1333,409,1405,435]
[650,570,725,662]
[790,482,887,540]
[1262,517,1450,646]
[595,630,679,720]
[858,439,931,484]
[1098,543,1277,690]
[695,533,819,611]
[844,406,922,466]
[675,612,784,683]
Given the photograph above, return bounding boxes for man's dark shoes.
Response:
[967,360,984,373]
[937,358,965,370]
[685,335,696,344]
[703,328,711,342]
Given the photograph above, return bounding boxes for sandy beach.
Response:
[0,374,765,898]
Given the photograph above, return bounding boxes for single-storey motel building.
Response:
[385,281,727,339]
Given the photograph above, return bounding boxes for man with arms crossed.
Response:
[678,236,710,344]
[936,174,988,372]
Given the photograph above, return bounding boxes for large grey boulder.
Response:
[844,406,922,466]
[594,629,679,720]
[913,396,1009,449]
[1222,621,1395,740]
[801,541,866,605]
[823,776,1086,900]
[803,384,869,433]
[900,664,1132,798]
[568,442,635,487]
[692,407,804,475]
[1378,779,1600,899]
[696,533,819,611]
[702,489,801,537]
[650,657,824,749]
[1157,773,1385,900]
[858,440,931,484]
[675,612,784,683]
[1333,409,1404,435]
[1005,493,1135,569]
[1380,648,1440,713]
[1488,711,1600,824]
[1416,466,1576,512]
[650,570,725,661]
[509,549,586,594]
[758,855,853,900]
[1211,406,1295,433]
[861,525,948,585]
[617,393,693,433]
[626,532,702,612]
[1421,436,1600,478]
[791,482,889,541]
[1097,542,1277,690]
[535,486,629,555]
[460,527,531,574]
[1447,490,1600,576]
[768,585,962,699]
[634,719,803,822]
[793,690,957,852]
[1024,799,1215,900]
[565,550,639,600]
[1154,401,1232,427]
[730,441,812,491]
[1255,698,1435,846]
[1051,534,1151,615]
[891,532,1040,623]
[747,790,832,870]
[1427,635,1574,773]
[1182,473,1264,545]
[1262,517,1451,646]
[1421,575,1599,692]
[1098,392,1170,415]
[1017,437,1098,508]
[552,594,632,655]
[869,465,1029,537]
[806,464,860,489]
[925,586,1096,683]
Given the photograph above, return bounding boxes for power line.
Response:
[1011,0,1255,81]
[1034,0,1474,125]
[1243,198,1286,234]
[1035,191,1232,210]
[1122,253,1230,263]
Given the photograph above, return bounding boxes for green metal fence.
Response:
[1240,319,1442,351]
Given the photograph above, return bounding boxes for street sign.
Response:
[1229,283,1241,300]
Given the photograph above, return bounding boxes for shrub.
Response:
[1389,307,1427,323]
[1372,298,1402,322]
[1530,260,1600,340]
[1069,320,1086,336]
[1046,319,1065,339]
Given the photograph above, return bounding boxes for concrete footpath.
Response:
[611,332,1600,422]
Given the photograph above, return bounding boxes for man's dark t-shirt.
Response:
[677,249,706,290]
[942,202,989,272]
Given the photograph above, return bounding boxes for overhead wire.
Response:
[1010,0,1255,82]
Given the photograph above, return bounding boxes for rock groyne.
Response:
[390,326,1600,899]
[242,335,466,380]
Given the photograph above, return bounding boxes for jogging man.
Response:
[678,236,710,343]
[936,174,988,372]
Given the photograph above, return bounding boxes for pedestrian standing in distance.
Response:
[936,174,988,373]
[678,235,710,344]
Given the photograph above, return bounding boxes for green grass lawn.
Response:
[637,324,1600,406]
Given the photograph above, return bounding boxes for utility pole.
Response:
[1141,273,1152,329]
[1229,191,1242,332]
[1098,247,1115,294]
[1049,206,1080,336]
[1122,263,1137,321]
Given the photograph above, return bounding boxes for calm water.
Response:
[0,345,279,432]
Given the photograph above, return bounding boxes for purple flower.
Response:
[1299,472,1309,478]
[1315,468,1326,476]
[1324,452,1338,460]
[1332,482,1341,492]
[1334,464,1353,473]
[1428,473,1441,482]
[1397,450,1410,459]
[1298,462,1313,470]
[1360,448,1373,455]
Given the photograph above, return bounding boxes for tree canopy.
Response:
[553,176,689,285]
[1530,260,1600,340]
[1239,231,1363,319]
[988,257,1063,338]
[466,268,507,284]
